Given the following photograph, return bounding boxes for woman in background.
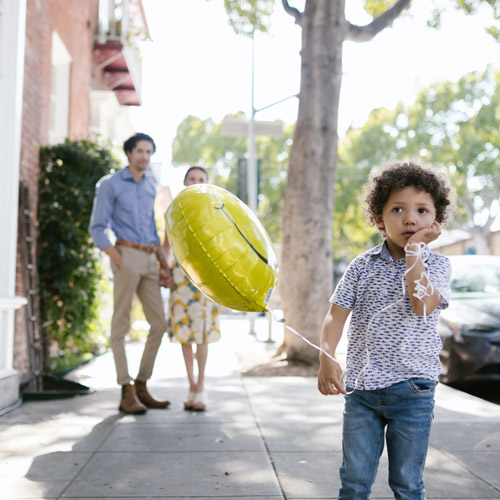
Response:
[162,166,221,411]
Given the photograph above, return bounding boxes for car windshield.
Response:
[450,263,500,298]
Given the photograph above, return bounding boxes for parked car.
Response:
[438,255,500,384]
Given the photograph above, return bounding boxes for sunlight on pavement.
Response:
[435,384,500,418]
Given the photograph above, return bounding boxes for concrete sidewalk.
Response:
[1,314,500,499]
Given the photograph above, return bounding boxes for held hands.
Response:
[407,221,441,246]
[159,267,174,288]
[317,355,347,396]
[156,245,174,288]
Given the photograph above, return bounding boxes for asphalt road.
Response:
[450,380,500,405]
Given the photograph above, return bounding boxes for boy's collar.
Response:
[365,242,392,261]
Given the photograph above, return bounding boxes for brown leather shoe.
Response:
[135,380,170,408]
[119,383,147,414]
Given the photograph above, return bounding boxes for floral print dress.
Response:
[167,262,221,344]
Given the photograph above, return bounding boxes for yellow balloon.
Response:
[165,184,278,312]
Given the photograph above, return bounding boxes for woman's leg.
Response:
[181,343,196,391]
[191,343,208,411]
[195,343,208,392]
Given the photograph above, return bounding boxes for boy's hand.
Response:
[318,356,346,396]
[408,221,441,246]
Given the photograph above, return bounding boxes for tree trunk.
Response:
[279,0,345,364]
[471,226,491,255]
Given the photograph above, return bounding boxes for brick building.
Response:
[0,0,149,413]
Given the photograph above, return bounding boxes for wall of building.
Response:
[12,0,146,389]
[432,230,500,257]
[15,0,100,380]
[0,0,29,412]
[432,239,475,256]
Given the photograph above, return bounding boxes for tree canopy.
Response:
[172,113,293,242]
[217,0,500,363]
[337,66,500,256]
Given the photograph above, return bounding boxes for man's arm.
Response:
[318,303,351,396]
[89,178,114,250]
[103,245,122,268]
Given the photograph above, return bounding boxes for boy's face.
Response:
[375,186,437,259]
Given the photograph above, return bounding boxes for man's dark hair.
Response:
[184,165,208,183]
[364,161,453,236]
[123,133,156,154]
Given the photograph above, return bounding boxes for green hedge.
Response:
[38,139,117,369]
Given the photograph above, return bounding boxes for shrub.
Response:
[38,139,117,369]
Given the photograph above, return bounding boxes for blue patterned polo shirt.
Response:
[331,241,451,390]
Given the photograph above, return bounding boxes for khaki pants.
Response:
[110,246,166,386]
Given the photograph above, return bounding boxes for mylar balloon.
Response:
[165,184,278,312]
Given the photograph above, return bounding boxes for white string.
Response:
[341,350,370,395]
[363,242,433,332]
[268,310,360,394]
[267,242,434,395]
[347,242,434,391]
[404,241,435,322]
[269,310,334,360]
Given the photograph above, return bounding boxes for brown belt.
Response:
[116,240,156,254]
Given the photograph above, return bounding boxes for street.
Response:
[451,379,500,406]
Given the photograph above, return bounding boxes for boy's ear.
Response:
[374,215,384,229]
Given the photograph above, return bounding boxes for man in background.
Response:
[90,133,172,414]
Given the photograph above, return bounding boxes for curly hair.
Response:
[364,161,453,237]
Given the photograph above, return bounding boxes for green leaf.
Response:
[38,139,118,360]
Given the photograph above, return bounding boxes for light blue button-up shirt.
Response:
[89,167,161,250]
[331,241,451,390]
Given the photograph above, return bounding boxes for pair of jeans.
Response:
[338,378,436,500]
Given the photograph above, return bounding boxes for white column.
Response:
[0,0,28,411]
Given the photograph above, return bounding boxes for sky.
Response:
[129,0,500,193]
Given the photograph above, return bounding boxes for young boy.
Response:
[318,161,453,499]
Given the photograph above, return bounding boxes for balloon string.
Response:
[404,242,434,322]
[268,310,336,361]
[268,310,360,394]
[264,243,433,394]
[360,242,433,332]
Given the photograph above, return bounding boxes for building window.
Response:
[49,31,71,145]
